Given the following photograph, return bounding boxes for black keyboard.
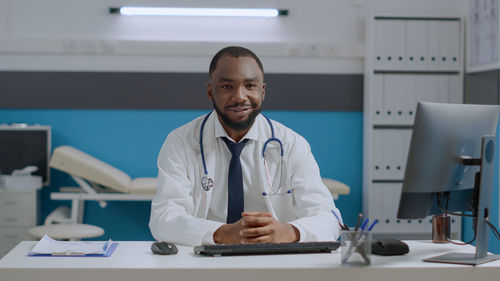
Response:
[193,241,340,256]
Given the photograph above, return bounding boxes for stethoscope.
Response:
[199,112,291,196]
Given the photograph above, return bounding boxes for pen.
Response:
[359,218,369,231]
[103,239,112,251]
[367,219,379,232]
[354,213,363,231]
[331,209,349,230]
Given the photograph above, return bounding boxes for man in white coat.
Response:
[149,46,342,246]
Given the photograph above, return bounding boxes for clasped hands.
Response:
[213,212,300,244]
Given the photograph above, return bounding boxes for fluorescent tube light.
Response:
[109,7,288,17]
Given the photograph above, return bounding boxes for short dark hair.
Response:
[209,46,264,77]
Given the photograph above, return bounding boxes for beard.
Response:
[213,99,262,132]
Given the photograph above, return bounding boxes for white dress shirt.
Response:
[149,112,342,246]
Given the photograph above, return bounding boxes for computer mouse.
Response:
[371,238,409,256]
[151,241,178,255]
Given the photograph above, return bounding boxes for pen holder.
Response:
[340,230,372,266]
[432,214,450,243]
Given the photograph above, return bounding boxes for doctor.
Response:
[149,46,342,246]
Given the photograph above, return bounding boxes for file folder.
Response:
[395,129,412,179]
[419,75,436,103]
[393,74,410,125]
[372,74,385,124]
[369,183,383,227]
[447,21,461,70]
[438,21,451,70]
[371,129,384,179]
[383,183,402,232]
[373,20,387,68]
[427,21,440,69]
[393,20,406,69]
[405,20,419,69]
[384,74,396,123]
[415,20,429,70]
[436,74,449,103]
[401,74,417,124]
[374,20,396,69]
[448,75,462,104]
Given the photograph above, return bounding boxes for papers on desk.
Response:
[28,235,117,257]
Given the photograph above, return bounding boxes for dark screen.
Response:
[0,128,50,185]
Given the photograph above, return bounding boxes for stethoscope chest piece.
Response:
[201,176,214,191]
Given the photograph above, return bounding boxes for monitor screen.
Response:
[0,125,51,186]
[398,102,500,219]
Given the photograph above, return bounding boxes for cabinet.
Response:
[0,189,38,257]
[364,15,464,239]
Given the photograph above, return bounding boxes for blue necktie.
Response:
[222,137,248,224]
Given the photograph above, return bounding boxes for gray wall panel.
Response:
[1,71,362,111]
[265,74,363,111]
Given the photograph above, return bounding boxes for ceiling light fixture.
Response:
[109,7,288,17]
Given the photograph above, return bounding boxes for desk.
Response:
[1,241,499,281]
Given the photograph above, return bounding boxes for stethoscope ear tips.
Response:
[286,190,292,194]
[262,192,267,196]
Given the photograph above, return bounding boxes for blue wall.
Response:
[3,108,499,254]
[0,109,362,241]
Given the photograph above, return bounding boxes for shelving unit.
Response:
[363,15,464,239]
[0,189,38,257]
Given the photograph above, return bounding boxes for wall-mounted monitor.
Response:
[0,124,51,186]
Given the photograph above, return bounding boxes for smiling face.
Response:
[207,55,266,141]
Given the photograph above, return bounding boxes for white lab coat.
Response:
[149,112,342,246]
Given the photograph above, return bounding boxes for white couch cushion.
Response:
[130,177,157,194]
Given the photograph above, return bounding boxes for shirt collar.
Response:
[214,112,260,143]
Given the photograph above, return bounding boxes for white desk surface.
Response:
[1,241,499,281]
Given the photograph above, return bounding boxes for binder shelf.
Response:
[363,15,464,239]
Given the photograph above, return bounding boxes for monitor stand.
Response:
[423,135,500,266]
[423,252,500,266]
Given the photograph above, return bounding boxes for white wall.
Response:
[0,0,466,73]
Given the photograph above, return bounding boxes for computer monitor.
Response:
[0,124,51,186]
[397,102,500,265]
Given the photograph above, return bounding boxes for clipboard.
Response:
[28,242,119,257]
[28,235,119,257]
